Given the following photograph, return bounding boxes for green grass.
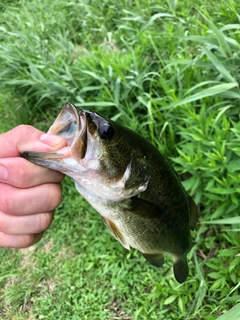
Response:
[0,0,240,319]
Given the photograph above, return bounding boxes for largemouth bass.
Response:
[22,102,198,283]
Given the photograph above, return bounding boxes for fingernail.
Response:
[0,164,8,181]
[40,134,64,147]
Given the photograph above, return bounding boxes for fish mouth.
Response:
[22,102,88,164]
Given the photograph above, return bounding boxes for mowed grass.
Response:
[0,0,240,319]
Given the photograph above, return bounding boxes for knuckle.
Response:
[0,192,11,214]
[13,125,35,140]
[11,125,42,149]
[0,215,8,233]
[13,162,28,188]
[0,233,42,249]
[45,183,62,211]
[51,171,65,183]
[38,212,54,232]
[54,184,63,207]
[17,124,31,132]
[15,124,35,136]
[19,234,35,248]
[19,234,41,248]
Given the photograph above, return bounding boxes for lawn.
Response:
[0,0,240,319]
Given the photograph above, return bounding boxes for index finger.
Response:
[0,157,64,188]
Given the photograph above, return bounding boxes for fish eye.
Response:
[99,122,114,140]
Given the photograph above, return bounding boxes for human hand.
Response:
[0,125,67,248]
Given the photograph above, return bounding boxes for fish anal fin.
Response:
[142,252,165,268]
[102,217,130,250]
[173,257,189,283]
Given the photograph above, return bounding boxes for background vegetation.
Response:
[0,0,240,319]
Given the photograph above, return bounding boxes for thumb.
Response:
[0,125,67,158]
[18,133,67,154]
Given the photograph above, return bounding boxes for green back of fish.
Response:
[100,121,198,282]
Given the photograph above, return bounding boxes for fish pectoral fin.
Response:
[173,257,189,283]
[102,217,130,250]
[130,197,163,219]
[142,253,165,268]
[120,154,150,196]
[109,154,150,200]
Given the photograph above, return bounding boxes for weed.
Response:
[0,0,239,319]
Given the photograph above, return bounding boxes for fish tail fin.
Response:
[142,252,165,268]
[173,257,189,283]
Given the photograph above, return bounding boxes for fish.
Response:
[22,102,198,283]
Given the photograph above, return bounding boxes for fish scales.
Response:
[22,102,198,283]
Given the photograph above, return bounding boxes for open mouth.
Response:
[22,103,88,161]
[49,103,86,147]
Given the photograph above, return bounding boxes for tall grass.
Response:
[0,0,239,319]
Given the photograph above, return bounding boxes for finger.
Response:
[0,210,54,235]
[0,125,44,158]
[0,125,67,158]
[18,134,67,154]
[0,183,62,215]
[0,232,43,248]
[0,157,64,188]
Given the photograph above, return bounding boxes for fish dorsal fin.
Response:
[102,217,130,250]
[188,195,198,230]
